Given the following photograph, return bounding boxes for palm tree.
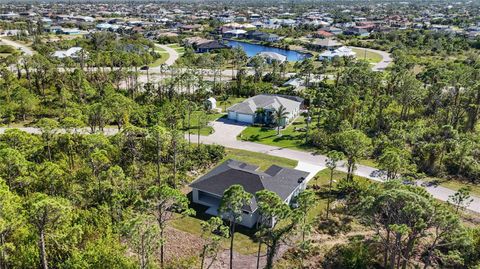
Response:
[219,93,230,112]
[272,105,289,136]
[255,107,265,124]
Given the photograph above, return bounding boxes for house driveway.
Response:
[202,117,249,143]
[350,46,392,71]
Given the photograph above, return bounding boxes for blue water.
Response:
[226,40,310,62]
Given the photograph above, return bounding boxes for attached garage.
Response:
[228,111,237,120]
[236,113,254,123]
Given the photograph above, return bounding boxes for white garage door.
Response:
[237,113,254,123]
[228,111,237,120]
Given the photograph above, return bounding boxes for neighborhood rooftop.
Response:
[189,159,309,212]
[227,94,303,115]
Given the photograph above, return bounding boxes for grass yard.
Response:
[167,43,185,54]
[185,111,223,136]
[149,52,169,67]
[170,203,262,255]
[239,116,312,151]
[223,148,297,170]
[358,158,379,168]
[216,96,246,112]
[423,177,480,197]
[148,46,170,67]
[352,48,383,63]
[238,116,380,168]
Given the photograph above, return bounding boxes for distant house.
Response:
[190,159,309,228]
[52,47,86,59]
[247,30,280,42]
[283,78,304,88]
[196,40,229,53]
[314,30,334,38]
[319,26,343,35]
[223,29,247,38]
[57,28,81,35]
[180,24,203,32]
[318,46,356,61]
[96,23,120,32]
[183,37,229,53]
[227,94,302,125]
[2,29,28,36]
[309,38,342,51]
[257,51,287,63]
[344,26,370,37]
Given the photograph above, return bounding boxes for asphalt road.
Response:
[0,36,34,56]
[350,46,393,71]
[0,122,479,213]
[155,44,179,66]
[192,119,480,213]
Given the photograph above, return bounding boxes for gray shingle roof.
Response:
[227,94,302,115]
[189,159,309,213]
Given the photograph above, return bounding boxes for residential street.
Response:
[194,119,480,213]
[154,44,179,66]
[0,119,478,213]
[350,46,393,71]
[0,36,34,56]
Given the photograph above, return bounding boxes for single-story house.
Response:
[52,47,86,59]
[319,26,343,35]
[314,30,334,38]
[283,78,304,88]
[247,30,281,42]
[223,29,247,38]
[56,28,81,35]
[257,51,287,63]
[309,38,342,51]
[196,40,229,53]
[190,159,309,228]
[227,94,303,126]
[318,46,356,61]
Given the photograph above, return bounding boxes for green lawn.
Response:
[167,43,185,54]
[185,112,223,136]
[216,97,246,112]
[352,48,383,63]
[149,52,169,67]
[170,203,261,255]
[238,117,380,168]
[223,148,297,170]
[423,177,480,197]
[239,116,312,151]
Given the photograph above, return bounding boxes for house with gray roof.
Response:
[227,94,302,125]
[189,159,309,228]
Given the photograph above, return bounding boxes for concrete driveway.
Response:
[202,117,248,144]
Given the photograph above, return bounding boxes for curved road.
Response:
[0,123,478,213]
[155,44,179,66]
[189,119,480,213]
[0,37,34,56]
[351,46,392,71]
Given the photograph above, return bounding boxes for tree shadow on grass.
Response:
[185,192,258,239]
